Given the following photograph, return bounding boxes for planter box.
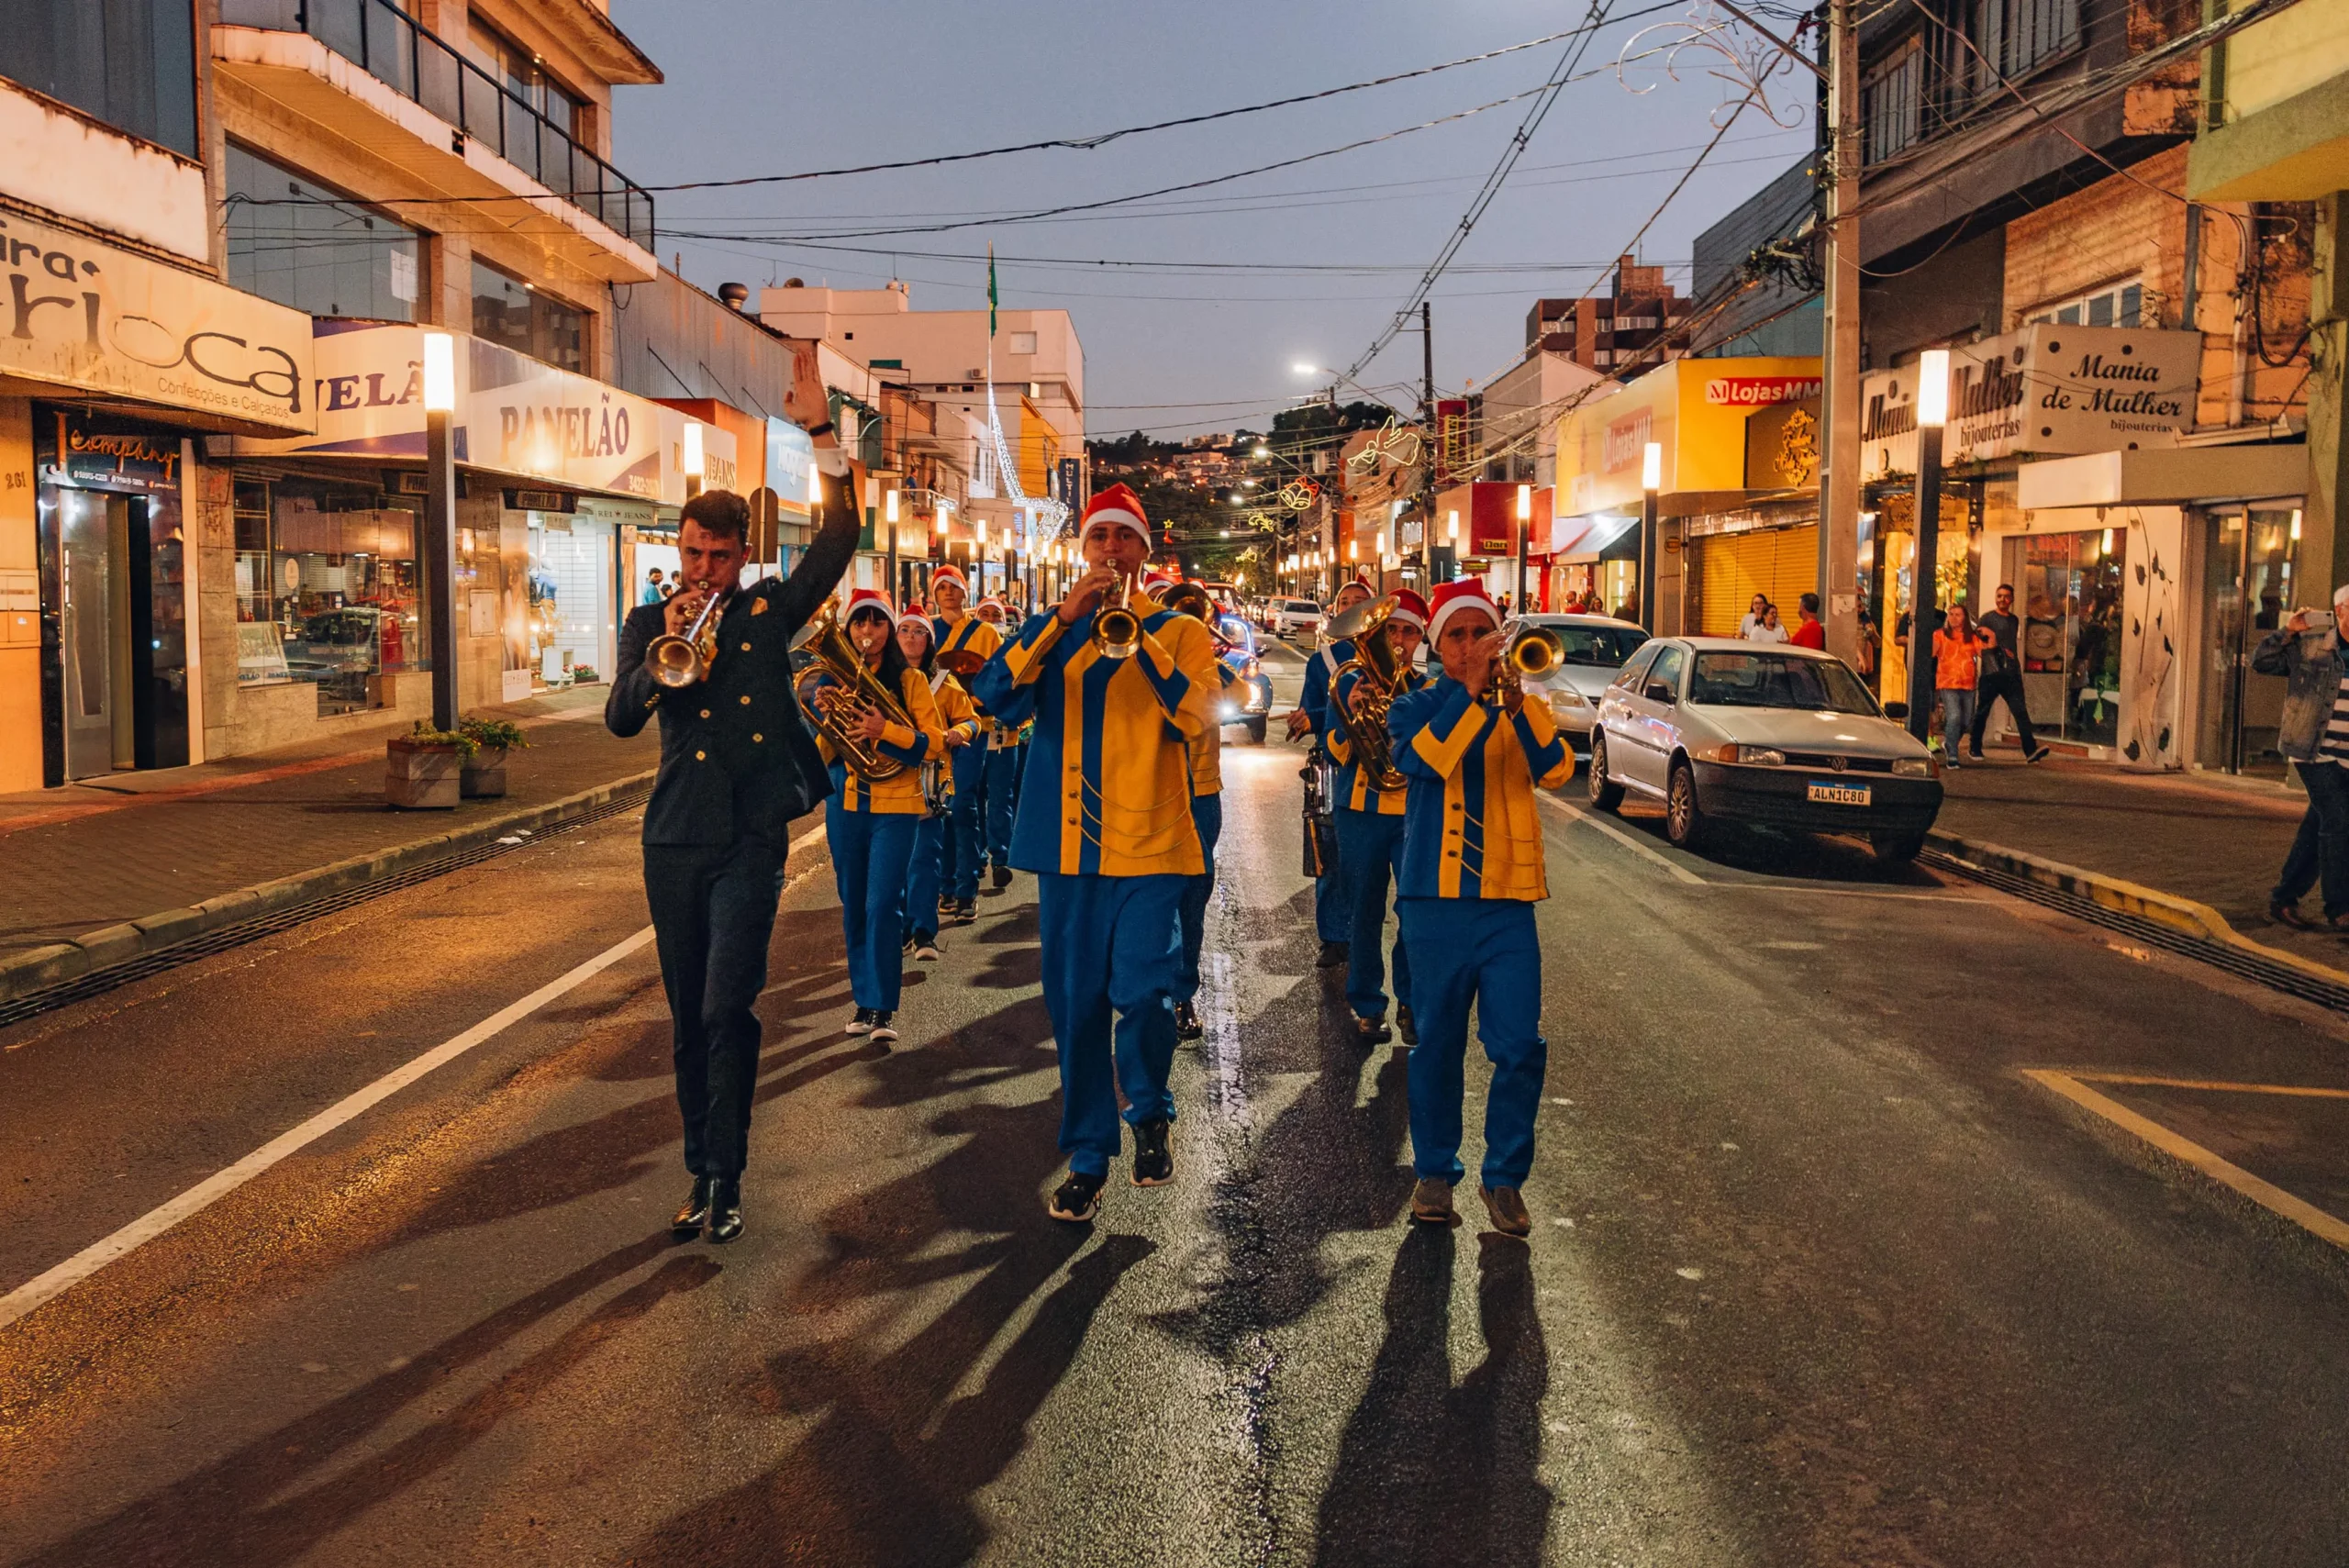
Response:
[386,739,462,809]
[461,744,509,798]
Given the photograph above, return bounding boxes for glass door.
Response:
[54,488,126,780]
[2199,506,2300,776]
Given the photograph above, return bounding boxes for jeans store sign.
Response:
[0,212,316,435]
[1859,326,2199,480]
[230,322,732,504]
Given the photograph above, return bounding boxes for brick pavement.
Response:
[0,688,654,956]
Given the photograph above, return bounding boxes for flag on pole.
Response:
[987,242,997,339]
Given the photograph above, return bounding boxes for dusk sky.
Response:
[610,1,1817,439]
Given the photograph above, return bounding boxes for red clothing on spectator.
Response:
[1790,618,1826,650]
[1932,628,1987,690]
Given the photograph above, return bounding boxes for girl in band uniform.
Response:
[896,608,981,962]
[930,567,1003,921]
[1325,586,1429,1045]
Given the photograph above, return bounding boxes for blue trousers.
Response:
[1315,870,1347,942]
[643,837,787,1178]
[904,811,944,944]
[1177,792,1223,1002]
[826,806,918,1011]
[1038,871,1186,1176]
[1396,897,1546,1188]
[946,745,1019,897]
[1336,806,1411,1019]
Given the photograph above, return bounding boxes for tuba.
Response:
[789,604,916,779]
[1332,595,1407,791]
[647,586,728,688]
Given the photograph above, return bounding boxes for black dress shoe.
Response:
[2273,901,2314,929]
[992,863,1014,890]
[1174,999,1203,1040]
[707,1177,744,1244]
[673,1175,713,1237]
[1396,1002,1418,1046]
[1353,1014,1392,1047]
[1316,940,1350,969]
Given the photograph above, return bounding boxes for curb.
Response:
[0,770,657,1007]
[1926,828,2349,992]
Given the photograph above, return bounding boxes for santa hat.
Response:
[844,587,895,622]
[1080,484,1151,547]
[896,605,933,634]
[1386,587,1430,631]
[1141,569,1176,595]
[931,563,969,594]
[1425,580,1501,643]
[975,595,1007,615]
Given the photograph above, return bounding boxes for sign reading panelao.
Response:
[0,212,316,434]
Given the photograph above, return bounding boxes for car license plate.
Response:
[1807,780,1871,806]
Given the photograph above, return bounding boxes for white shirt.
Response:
[1746,622,1790,645]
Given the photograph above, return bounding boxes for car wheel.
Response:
[1246,715,1268,746]
[1664,761,1707,851]
[1870,828,1927,864]
[1588,734,1625,812]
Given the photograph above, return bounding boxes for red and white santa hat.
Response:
[844,587,896,621]
[975,595,1007,616]
[1141,569,1177,595]
[1386,587,1430,631]
[931,563,968,595]
[896,603,933,634]
[1080,483,1151,548]
[1425,580,1501,642]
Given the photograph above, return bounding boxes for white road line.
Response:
[1539,793,1707,884]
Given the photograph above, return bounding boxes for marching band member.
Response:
[1166,579,1229,1043]
[1386,580,1573,1239]
[930,566,1002,923]
[896,608,980,962]
[812,588,949,1045]
[605,467,860,1246]
[1325,586,1429,1046]
[1288,574,1376,967]
[973,595,1022,894]
[973,484,1219,1222]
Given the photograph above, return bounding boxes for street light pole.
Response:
[420,332,458,733]
[1906,350,1951,742]
[1640,441,1663,633]
[1514,483,1531,614]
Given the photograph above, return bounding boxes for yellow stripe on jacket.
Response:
[1391,676,1573,900]
[816,665,949,814]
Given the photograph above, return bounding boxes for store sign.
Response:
[764,417,814,514]
[1744,399,1820,490]
[0,211,315,433]
[234,323,730,504]
[1703,374,1820,408]
[1860,326,2199,479]
[39,412,182,494]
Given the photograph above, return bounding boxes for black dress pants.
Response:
[1969,664,2039,756]
[644,836,788,1178]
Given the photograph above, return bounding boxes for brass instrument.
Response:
[1090,570,1141,660]
[789,604,916,779]
[647,586,728,688]
[1332,595,1407,791]
[1164,581,1213,623]
[1485,624,1565,710]
[936,648,987,677]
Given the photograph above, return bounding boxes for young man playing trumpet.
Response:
[1289,574,1376,968]
[1386,580,1573,1238]
[930,565,1004,922]
[973,485,1220,1222]
[1326,587,1429,1047]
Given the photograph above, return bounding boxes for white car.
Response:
[1587,637,1944,862]
[1266,597,1323,638]
[1506,613,1651,754]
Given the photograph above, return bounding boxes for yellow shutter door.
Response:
[1696,525,1819,636]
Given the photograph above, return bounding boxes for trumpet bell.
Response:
[936,649,986,677]
[1507,626,1564,678]
[1094,605,1141,660]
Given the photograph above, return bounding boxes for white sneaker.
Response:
[869,1011,899,1042]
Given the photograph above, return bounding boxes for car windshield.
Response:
[1687,651,1880,714]
[1216,615,1253,650]
[1540,623,1648,667]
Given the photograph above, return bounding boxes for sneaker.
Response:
[1130,1118,1174,1185]
[1047,1169,1105,1222]
[1174,999,1203,1041]
[915,939,943,962]
[938,893,958,914]
[2026,746,2052,763]
[1480,1184,1532,1237]
[1353,1014,1392,1047]
[869,1010,898,1043]
[992,863,1014,890]
[1410,1177,1455,1225]
[1396,1002,1418,1046]
[1966,748,1986,762]
[1316,940,1350,969]
[952,897,977,922]
[846,1007,875,1036]
[1942,756,1962,771]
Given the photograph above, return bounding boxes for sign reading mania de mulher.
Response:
[1858,325,2199,480]
[0,212,317,434]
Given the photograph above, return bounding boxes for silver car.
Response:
[1587,637,1943,862]
[1506,613,1651,754]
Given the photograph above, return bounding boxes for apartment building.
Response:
[1523,256,1693,374]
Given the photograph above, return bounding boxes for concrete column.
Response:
[2312,192,2349,595]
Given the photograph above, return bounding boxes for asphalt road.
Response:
[6,638,2349,1566]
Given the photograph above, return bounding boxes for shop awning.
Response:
[2018,444,2308,509]
[1557,514,1642,564]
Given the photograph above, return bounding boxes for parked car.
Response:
[1505,612,1650,757]
[1215,613,1275,744]
[1266,597,1323,638]
[1587,638,1943,862]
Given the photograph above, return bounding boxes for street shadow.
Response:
[1609,801,1940,887]
[1314,1229,1552,1568]
[15,1235,717,1568]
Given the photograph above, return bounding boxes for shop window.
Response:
[1863,39,1922,165]
[0,0,197,156]
[226,143,424,321]
[1969,0,2080,91]
[2005,529,2124,749]
[2027,279,2144,329]
[230,475,427,717]
[473,259,586,372]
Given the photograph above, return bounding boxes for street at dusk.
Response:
[2,0,2346,1563]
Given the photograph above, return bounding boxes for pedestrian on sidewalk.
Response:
[2256,587,2349,929]
[1932,603,1993,768]
[1968,583,2050,763]
[1747,604,1790,645]
[606,462,860,1247]
[640,567,666,606]
[1738,593,1768,639]
[1789,592,1827,650]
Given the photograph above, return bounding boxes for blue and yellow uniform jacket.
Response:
[1328,662,1427,815]
[933,612,1002,727]
[971,593,1220,876]
[1298,637,1354,741]
[1389,676,1573,899]
[927,670,983,802]
[812,663,949,814]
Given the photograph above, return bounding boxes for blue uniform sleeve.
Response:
[1300,646,1336,738]
[1396,680,1490,781]
[1509,704,1571,786]
[971,611,1062,727]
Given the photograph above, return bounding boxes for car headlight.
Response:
[1692,742,1783,765]
[1892,756,1937,778]
[1549,685,1587,707]
[1244,658,1261,678]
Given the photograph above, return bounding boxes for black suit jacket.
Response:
[606,489,862,847]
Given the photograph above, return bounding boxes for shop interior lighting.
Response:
[1516,484,1531,521]
[885,489,899,524]
[1642,442,1663,493]
[2291,509,2304,542]
[1448,508,1460,541]
[1916,350,1951,428]
[422,332,455,414]
[682,422,705,479]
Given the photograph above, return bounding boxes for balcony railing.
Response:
[219,0,654,251]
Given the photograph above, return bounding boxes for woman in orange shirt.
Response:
[1931,603,1996,768]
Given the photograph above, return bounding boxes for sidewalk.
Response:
[0,687,655,965]
[1929,754,2343,972]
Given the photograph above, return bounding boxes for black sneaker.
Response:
[952,897,977,922]
[1130,1118,1174,1186]
[914,938,942,962]
[1396,1002,1418,1046]
[869,1010,898,1043]
[707,1176,744,1244]
[1047,1169,1105,1222]
[1174,999,1203,1040]
[1316,940,1349,969]
[992,863,1014,890]
[1353,1013,1392,1047]
[846,1006,875,1036]
[2027,746,2052,763]
[938,893,957,914]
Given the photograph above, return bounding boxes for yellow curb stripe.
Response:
[2022,1069,2349,1253]
[2066,1073,2349,1100]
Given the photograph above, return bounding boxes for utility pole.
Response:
[1817,0,1862,662]
[1420,302,1437,585]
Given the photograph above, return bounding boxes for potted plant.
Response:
[457,714,529,798]
[386,722,473,809]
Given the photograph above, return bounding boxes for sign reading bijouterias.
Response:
[0,212,316,434]
[1859,325,2199,480]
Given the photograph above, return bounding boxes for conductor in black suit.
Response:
[605,456,860,1243]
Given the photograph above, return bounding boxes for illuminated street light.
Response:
[1906,349,1954,741]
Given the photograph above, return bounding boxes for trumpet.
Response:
[789,604,916,779]
[1485,624,1564,709]
[1091,570,1141,660]
[647,586,727,688]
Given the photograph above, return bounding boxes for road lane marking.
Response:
[2022,1068,2349,1254]
[2062,1072,2349,1100]
[1538,793,1706,884]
